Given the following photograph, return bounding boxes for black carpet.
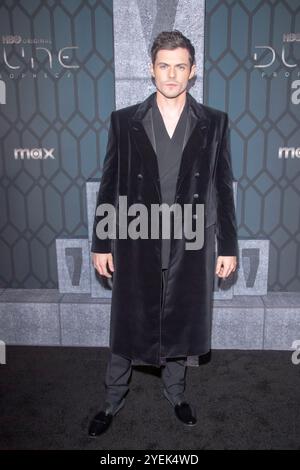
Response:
[0,346,299,450]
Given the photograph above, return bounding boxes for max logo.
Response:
[14,148,55,159]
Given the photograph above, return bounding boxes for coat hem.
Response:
[109,349,212,368]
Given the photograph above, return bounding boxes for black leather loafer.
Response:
[174,401,197,426]
[88,397,125,437]
[163,388,197,426]
[88,410,113,437]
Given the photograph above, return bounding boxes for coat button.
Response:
[192,214,197,219]
[137,173,143,179]
[194,172,200,177]
[193,193,199,198]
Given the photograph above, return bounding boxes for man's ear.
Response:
[149,63,155,79]
[189,64,196,79]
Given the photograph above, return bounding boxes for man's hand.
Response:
[215,256,237,279]
[92,252,114,278]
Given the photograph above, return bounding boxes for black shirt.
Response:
[152,95,188,269]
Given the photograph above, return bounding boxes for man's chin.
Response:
[158,87,185,99]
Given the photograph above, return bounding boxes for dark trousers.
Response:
[103,269,187,413]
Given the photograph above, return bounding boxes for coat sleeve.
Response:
[91,111,118,253]
[215,112,238,257]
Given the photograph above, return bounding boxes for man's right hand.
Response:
[92,252,114,278]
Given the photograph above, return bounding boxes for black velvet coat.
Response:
[91,91,238,367]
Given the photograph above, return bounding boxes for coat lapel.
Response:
[129,91,210,202]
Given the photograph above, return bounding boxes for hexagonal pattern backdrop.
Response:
[204,0,300,291]
[0,0,299,292]
[0,0,115,288]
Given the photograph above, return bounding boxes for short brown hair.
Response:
[150,30,195,68]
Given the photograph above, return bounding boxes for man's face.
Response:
[150,47,196,99]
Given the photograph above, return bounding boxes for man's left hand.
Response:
[215,256,237,278]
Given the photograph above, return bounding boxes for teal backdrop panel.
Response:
[0,0,115,288]
[204,0,300,291]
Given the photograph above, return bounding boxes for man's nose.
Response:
[168,68,176,78]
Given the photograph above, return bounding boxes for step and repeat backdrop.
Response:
[0,0,299,351]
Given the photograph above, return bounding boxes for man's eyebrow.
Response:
[157,62,188,66]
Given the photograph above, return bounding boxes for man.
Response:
[88,30,238,437]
